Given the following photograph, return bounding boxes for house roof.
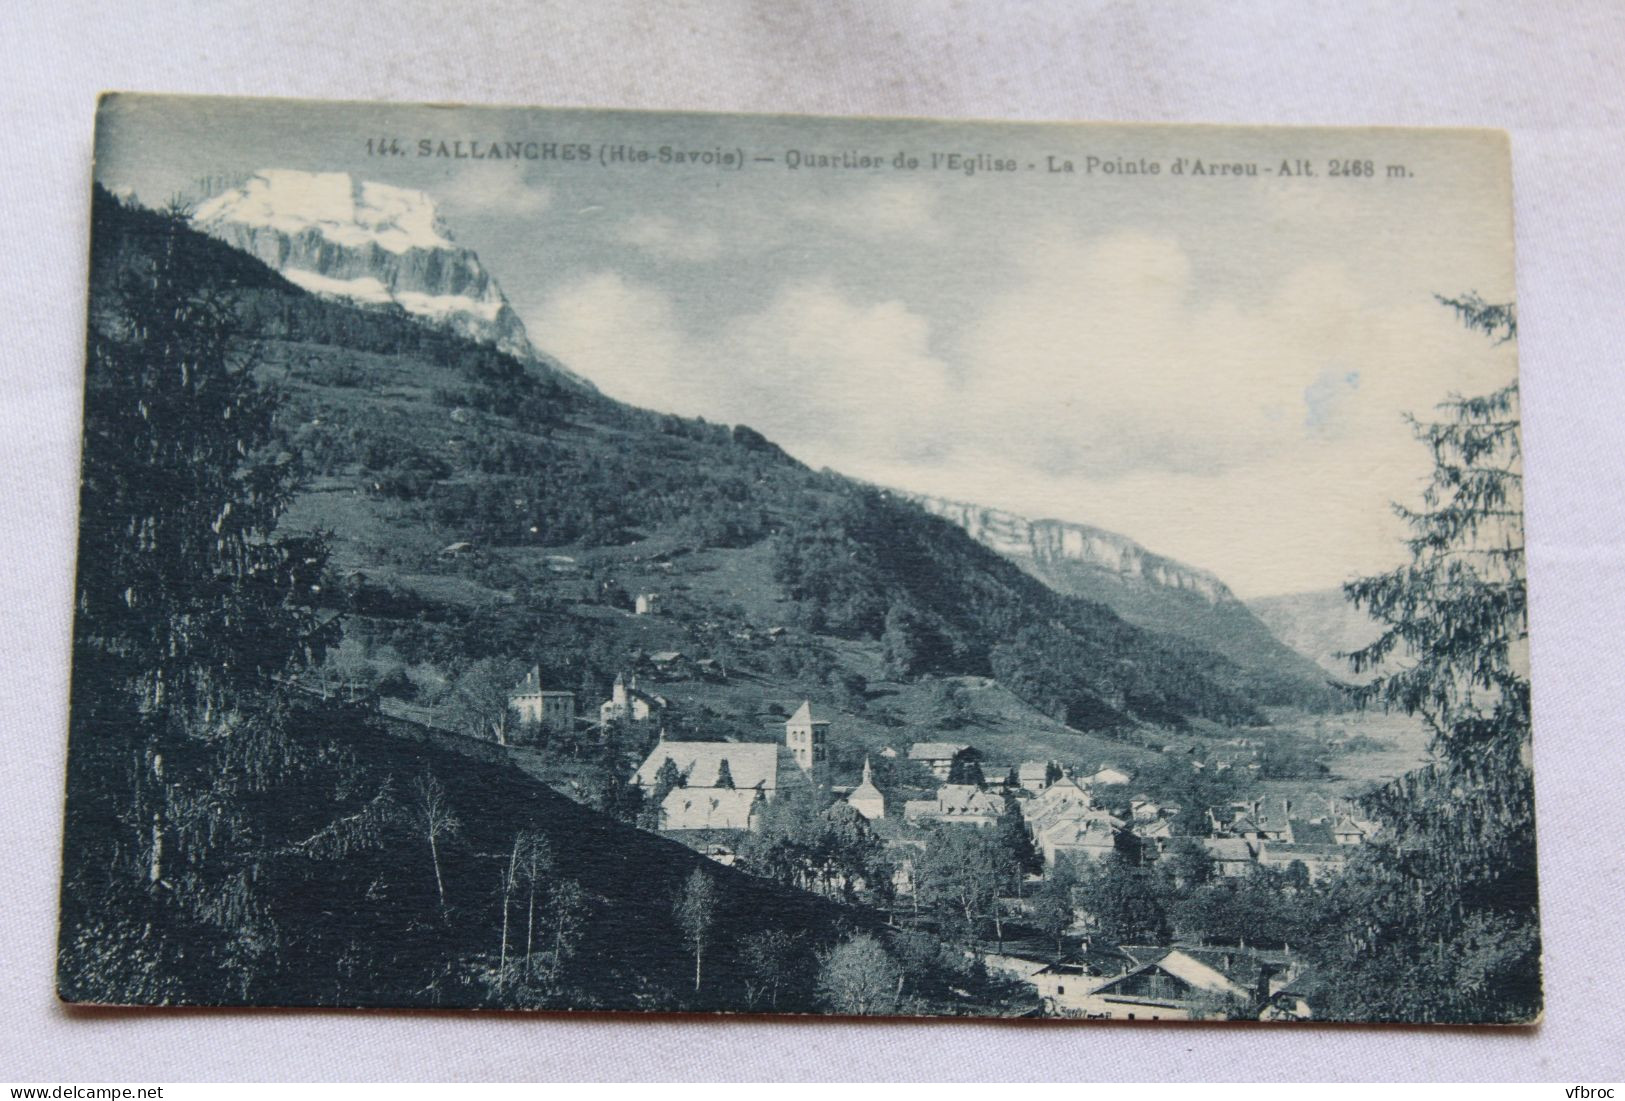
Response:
[1023,779,1110,832]
[1017,761,1050,780]
[1288,819,1335,846]
[1257,842,1349,863]
[1292,792,1338,820]
[1085,767,1132,785]
[1044,816,1119,847]
[905,785,1003,820]
[648,650,686,663]
[1032,775,1092,805]
[908,742,972,761]
[935,785,1003,815]
[1089,948,1252,1002]
[1203,837,1257,862]
[632,741,804,794]
[660,786,760,831]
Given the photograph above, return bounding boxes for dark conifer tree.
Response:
[1313,295,1539,1023]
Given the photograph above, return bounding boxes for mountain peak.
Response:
[194,170,453,255]
[191,168,535,362]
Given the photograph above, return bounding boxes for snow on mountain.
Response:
[192,169,536,362]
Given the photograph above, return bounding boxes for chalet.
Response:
[508,665,576,734]
[907,742,979,781]
[846,757,885,820]
[879,745,899,759]
[1029,945,1142,1013]
[635,592,661,615]
[1060,948,1258,1021]
[1016,761,1052,793]
[1130,796,1161,823]
[598,673,666,726]
[644,650,689,679]
[903,784,1004,828]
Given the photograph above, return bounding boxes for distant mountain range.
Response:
[1247,588,1388,684]
[909,494,1341,697]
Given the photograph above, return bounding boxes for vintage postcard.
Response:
[60,94,1535,1022]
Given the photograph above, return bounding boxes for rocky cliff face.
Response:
[193,169,535,361]
[907,492,1340,699]
[909,493,1234,605]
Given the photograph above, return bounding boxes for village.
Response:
[501,653,1381,1021]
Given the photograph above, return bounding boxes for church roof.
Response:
[660,787,760,831]
[632,741,805,794]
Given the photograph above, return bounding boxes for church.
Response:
[630,700,831,833]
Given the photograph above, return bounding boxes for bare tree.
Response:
[517,831,555,980]
[539,878,588,989]
[816,933,901,1015]
[445,657,526,745]
[410,770,460,911]
[740,928,800,1009]
[497,833,523,988]
[674,868,718,993]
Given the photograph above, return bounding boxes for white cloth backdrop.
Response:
[1,0,1621,1082]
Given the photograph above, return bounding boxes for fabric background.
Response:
[2,0,1621,1082]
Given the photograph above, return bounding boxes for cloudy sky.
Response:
[96,96,1518,598]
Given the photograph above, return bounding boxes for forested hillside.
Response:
[79,189,1326,737]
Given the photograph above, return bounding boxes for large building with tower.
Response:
[782,699,830,788]
[508,665,576,734]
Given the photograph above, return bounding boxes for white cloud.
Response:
[436,170,551,217]
[715,280,952,468]
[613,214,722,262]
[527,273,694,408]
[525,227,1516,597]
[529,273,952,472]
[791,180,943,240]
